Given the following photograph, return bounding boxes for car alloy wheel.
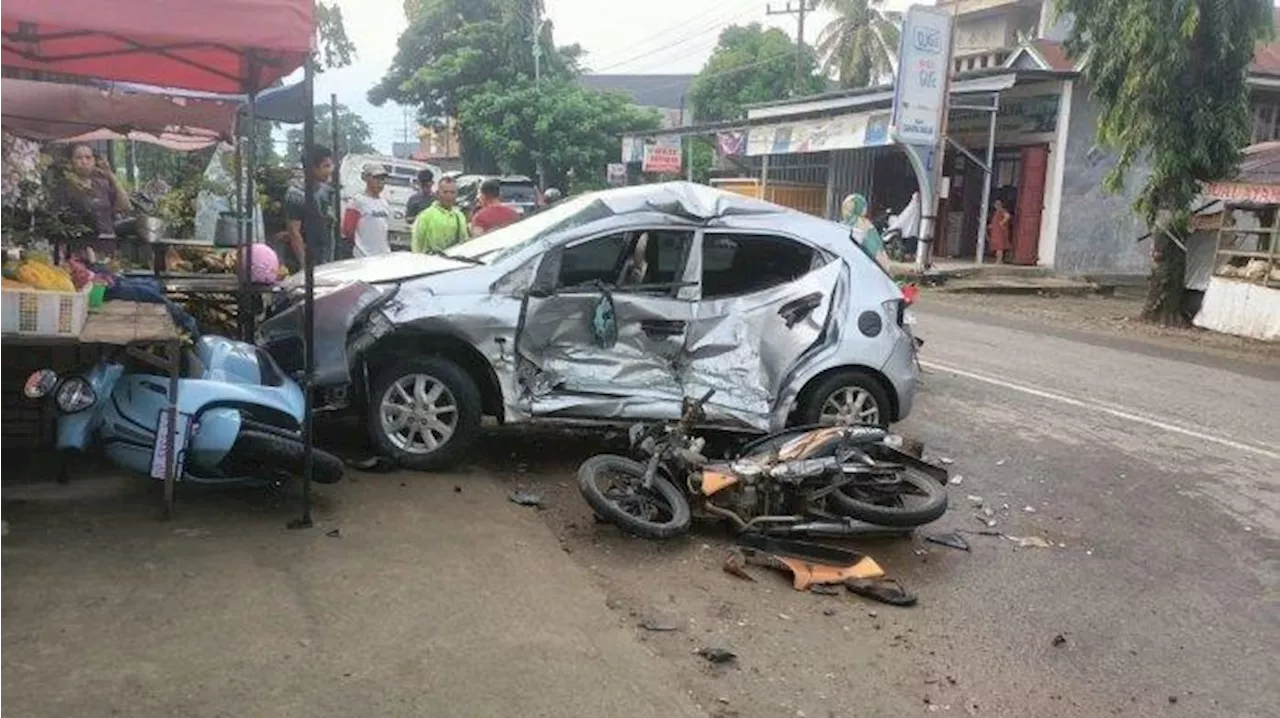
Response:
[379,373,460,454]
[819,386,882,426]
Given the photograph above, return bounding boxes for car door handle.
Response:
[639,319,686,338]
[778,292,824,328]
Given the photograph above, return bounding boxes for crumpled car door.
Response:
[517,290,693,420]
[683,238,844,431]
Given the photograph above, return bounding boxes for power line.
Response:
[590,3,759,74]
[765,0,818,89]
[590,0,753,72]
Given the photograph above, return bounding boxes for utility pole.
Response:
[530,0,546,191]
[766,0,816,90]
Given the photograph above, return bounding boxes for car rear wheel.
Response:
[799,370,891,428]
[367,356,482,471]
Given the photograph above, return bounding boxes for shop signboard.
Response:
[890,5,954,147]
[948,94,1061,136]
[642,136,682,174]
[745,111,892,157]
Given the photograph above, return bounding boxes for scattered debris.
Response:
[973,514,998,528]
[996,459,1007,466]
[507,489,544,508]
[722,551,756,582]
[778,613,793,621]
[1005,535,1052,548]
[924,531,971,552]
[948,474,963,485]
[1023,506,1037,513]
[454,485,462,493]
[846,577,917,607]
[326,528,341,538]
[810,583,841,596]
[696,647,737,664]
[939,457,955,465]
[639,616,679,632]
[1168,696,1178,704]
[822,607,838,616]
[1052,634,1067,647]
[966,494,984,507]
[173,528,209,538]
[726,535,884,591]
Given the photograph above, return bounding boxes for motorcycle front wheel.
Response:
[577,454,691,540]
[222,430,345,484]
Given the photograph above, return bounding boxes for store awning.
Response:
[1,77,238,148]
[1,0,313,93]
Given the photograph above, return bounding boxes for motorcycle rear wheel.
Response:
[828,465,947,527]
[222,430,344,484]
[577,454,691,540]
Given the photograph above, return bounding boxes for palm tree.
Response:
[816,0,902,89]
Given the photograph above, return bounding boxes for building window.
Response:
[1251,99,1279,144]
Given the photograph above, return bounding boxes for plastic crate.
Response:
[1,284,92,337]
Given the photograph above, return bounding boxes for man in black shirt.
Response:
[404,168,435,222]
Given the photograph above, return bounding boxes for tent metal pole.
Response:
[331,93,342,256]
[298,54,317,529]
[975,92,1000,265]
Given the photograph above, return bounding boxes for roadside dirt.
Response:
[917,291,1279,367]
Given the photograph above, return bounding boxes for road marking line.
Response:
[920,360,1280,462]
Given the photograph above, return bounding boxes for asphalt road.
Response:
[4,300,1278,717]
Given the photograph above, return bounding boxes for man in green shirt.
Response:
[411,176,469,253]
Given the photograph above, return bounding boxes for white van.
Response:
[340,154,441,249]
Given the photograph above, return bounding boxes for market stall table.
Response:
[2,301,184,517]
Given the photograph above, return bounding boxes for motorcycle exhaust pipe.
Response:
[768,520,914,538]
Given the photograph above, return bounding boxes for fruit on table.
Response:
[15,259,75,292]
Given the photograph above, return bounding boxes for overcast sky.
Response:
[290,0,913,153]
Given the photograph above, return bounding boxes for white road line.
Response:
[920,360,1280,462]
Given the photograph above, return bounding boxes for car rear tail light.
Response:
[901,283,919,306]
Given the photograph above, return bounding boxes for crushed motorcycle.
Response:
[576,389,948,540]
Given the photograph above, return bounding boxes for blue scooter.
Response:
[24,335,343,487]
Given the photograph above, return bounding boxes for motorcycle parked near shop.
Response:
[576,390,948,540]
[25,334,344,488]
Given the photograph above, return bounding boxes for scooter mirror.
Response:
[24,369,59,399]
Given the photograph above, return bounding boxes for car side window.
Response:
[557,233,630,288]
[701,233,820,299]
[555,230,693,294]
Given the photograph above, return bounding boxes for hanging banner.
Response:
[606,163,627,186]
[890,5,954,146]
[716,131,746,157]
[621,135,645,164]
[745,111,892,157]
[642,136,682,174]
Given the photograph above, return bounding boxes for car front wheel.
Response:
[799,370,891,428]
[367,356,482,471]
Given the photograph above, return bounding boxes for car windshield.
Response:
[443,194,612,264]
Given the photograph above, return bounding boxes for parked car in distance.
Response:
[257,182,920,470]
[455,174,539,217]
[340,154,441,250]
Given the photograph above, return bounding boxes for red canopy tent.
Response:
[3,0,324,523]
[1,0,312,93]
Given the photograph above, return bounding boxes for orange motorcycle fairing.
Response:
[700,466,740,496]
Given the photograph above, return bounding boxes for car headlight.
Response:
[55,377,96,413]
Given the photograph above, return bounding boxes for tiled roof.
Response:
[1030,39,1074,72]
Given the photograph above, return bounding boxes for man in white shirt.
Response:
[341,163,392,257]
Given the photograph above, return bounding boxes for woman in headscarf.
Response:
[53,143,131,261]
[840,193,892,272]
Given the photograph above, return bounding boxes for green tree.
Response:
[456,79,661,190]
[1058,0,1273,324]
[688,23,826,122]
[285,103,376,163]
[816,0,901,89]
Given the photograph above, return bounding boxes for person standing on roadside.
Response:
[342,163,393,258]
[281,144,336,272]
[404,168,435,222]
[469,178,521,236]
[411,175,468,253]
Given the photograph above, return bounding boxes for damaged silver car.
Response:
[258,182,919,470]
